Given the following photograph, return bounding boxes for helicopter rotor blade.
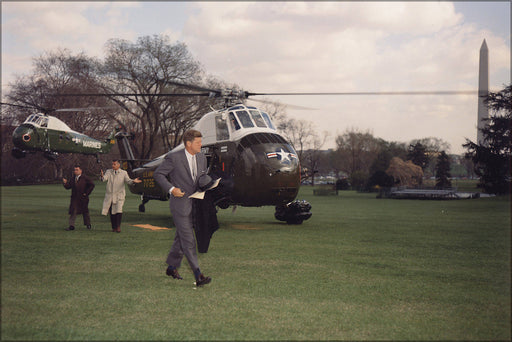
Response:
[246,98,316,110]
[1,101,52,114]
[56,92,212,97]
[161,80,221,96]
[54,87,479,100]
[246,90,478,96]
[49,87,481,113]
[54,106,118,112]
[2,102,118,114]
[1,102,36,110]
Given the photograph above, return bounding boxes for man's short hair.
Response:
[182,129,202,145]
[74,165,82,170]
[112,159,120,164]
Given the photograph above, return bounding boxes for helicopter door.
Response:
[34,116,50,150]
[215,113,229,141]
[42,117,50,150]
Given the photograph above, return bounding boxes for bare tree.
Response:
[335,128,381,178]
[100,35,210,158]
[280,119,316,161]
[302,130,329,186]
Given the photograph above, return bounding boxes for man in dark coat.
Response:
[63,165,95,231]
[193,174,219,253]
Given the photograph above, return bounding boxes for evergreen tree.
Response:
[463,85,511,194]
[407,142,428,170]
[435,151,452,188]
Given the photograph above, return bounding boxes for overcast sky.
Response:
[2,1,510,154]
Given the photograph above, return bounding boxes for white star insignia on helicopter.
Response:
[276,148,290,163]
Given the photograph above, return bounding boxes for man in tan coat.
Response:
[101,159,141,233]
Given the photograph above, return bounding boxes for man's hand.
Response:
[133,177,142,184]
[63,178,67,184]
[171,187,185,198]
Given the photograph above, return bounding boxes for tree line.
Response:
[1,34,510,194]
[285,127,471,191]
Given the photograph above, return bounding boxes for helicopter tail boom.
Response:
[114,130,137,171]
[98,126,119,154]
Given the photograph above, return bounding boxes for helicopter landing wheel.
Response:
[139,196,151,213]
[274,200,312,225]
[43,151,58,161]
[11,148,26,159]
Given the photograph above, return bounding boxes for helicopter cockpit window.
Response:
[235,110,254,128]
[229,112,241,131]
[40,117,48,127]
[215,114,229,140]
[26,115,38,124]
[26,114,47,126]
[249,110,267,128]
[260,112,276,130]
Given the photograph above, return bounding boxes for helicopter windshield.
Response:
[249,110,267,128]
[227,108,277,132]
[24,114,47,127]
[260,112,275,130]
[235,110,254,128]
[25,114,38,124]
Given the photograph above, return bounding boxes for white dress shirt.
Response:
[169,150,197,195]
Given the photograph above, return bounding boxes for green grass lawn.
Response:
[1,183,510,340]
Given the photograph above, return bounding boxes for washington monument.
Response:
[477,39,489,145]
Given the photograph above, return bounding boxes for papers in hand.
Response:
[188,178,221,199]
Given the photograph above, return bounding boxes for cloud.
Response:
[182,2,509,153]
[184,2,487,89]
[2,2,140,72]
[1,1,509,154]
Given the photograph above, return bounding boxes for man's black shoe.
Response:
[65,226,75,231]
[166,268,183,280]
[195,274,211,286]
[87,225,92,230]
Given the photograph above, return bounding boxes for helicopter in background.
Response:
[2,103,117,161]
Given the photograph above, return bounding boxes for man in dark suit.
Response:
[154,129,212,286]
[63,165,95,231]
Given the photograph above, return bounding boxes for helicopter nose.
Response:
[12,126,34,148]
[233,141,300,205]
